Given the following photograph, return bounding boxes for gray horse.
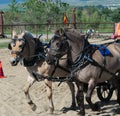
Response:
[45,28,120,115]
[8,30,76,113]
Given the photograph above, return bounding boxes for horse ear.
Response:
[54,28,65,36]
[21,31,26,37]
[60,28,66,35]
[12,30,18,39]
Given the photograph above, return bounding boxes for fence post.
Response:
[71,8,77,29]
[0,11,6,38]
[46,23,48,41]
[113,22,116,33]
[11,24,13,38]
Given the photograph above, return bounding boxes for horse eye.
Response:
[19,45,23,48]
[56,42,60,47]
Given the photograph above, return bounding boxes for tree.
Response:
[111,8,120,23]
[8,0,18,20]
[101,7,112,21]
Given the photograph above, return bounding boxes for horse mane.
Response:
[20,31,34,40]
[20,31,44,53]
[64,28,85,42]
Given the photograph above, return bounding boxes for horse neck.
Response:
[68,37,84,62]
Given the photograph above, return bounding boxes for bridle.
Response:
[9,38,26,55]
[49,33,70,59]
[8,36,46,67]
[48,32,93,71]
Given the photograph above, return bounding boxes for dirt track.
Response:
[0,38,120,116]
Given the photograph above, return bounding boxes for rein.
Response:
[84,55,120,78]
[32,71,74,82]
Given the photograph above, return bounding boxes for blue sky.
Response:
[0,0,25,4]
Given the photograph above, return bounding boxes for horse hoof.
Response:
[70,103,77,110]
[117,99,120,105]
[30,103,37,111]
[61,104,76,113]
[47,107,54,114]
[77,111,85,116]
[28,101,37,111]
[92,102,100,111]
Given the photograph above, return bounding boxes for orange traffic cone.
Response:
[0,61,6,78]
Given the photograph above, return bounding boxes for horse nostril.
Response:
[45,57,50,63]
[10,60,17,66]
[12,61,16,64]
[45,57,53,64]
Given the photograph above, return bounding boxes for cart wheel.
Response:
[97,83,114,101]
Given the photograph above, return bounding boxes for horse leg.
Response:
[75,81,85,116]
[113,78,120,105]
[66,82,76,110]
[23,75,36,111]
[86,79,99,111]
[116,86,120,105]
[44,79,54,114]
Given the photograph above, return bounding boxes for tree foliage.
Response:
[3,0,120,30]
[111,8,120,23]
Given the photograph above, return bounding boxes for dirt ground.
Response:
[0,38,120,116]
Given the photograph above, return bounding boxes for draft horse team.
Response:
[8,29,120,115]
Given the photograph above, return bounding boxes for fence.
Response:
[0,22,115,39]
[0,11,6,38]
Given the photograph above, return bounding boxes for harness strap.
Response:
[57,65,70,73]
[32,71,73,82]
[84,55,120,78]
[50,59,72,86]
[98,68,104,78]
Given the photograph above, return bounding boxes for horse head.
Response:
[46,28,86,65]
[46,29,69,64]
[8,30,36,66]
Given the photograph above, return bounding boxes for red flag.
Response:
[63,13,68,24]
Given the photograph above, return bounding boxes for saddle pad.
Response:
[92,44,111,56]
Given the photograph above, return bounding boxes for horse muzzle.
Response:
[9,57,20,66]
[45,56,54,65]
[45,55,57,65]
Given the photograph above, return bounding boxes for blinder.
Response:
[59,38,69,52]
[52,33,69,51]
[8,43,12,50]
[48,34,69,61]
[8,38,26,55]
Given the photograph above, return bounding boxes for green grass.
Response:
[0,42,8,49]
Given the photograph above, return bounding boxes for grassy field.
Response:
[0,41,9,49]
